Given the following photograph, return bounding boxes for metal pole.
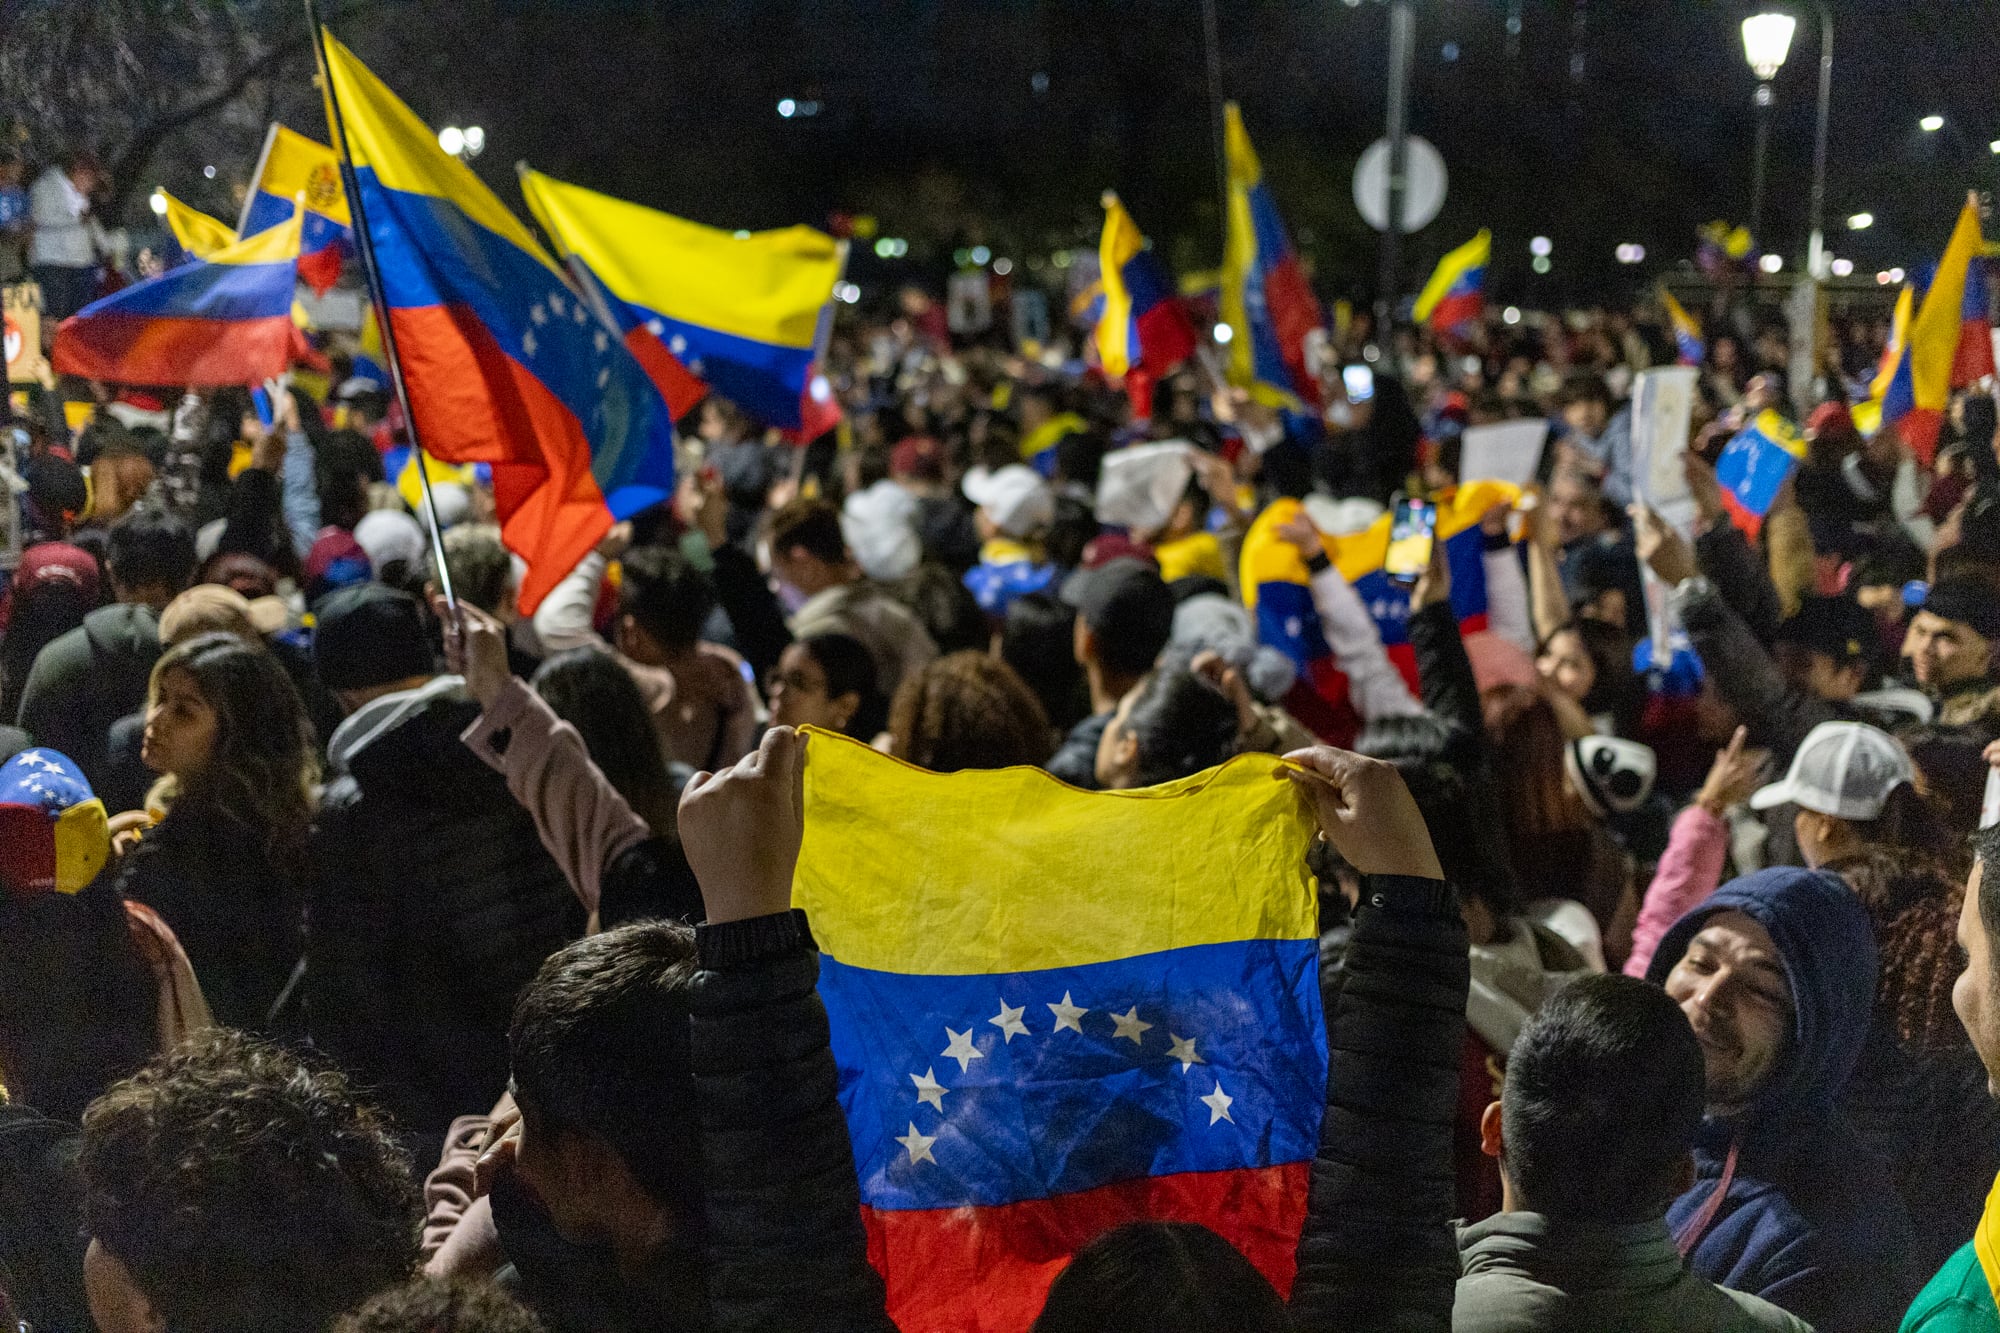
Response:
[1198,0,1228,246]
[1748,83,1773,246]
[1805,2,1833,279]
[1377,0,1415,331]
[302,0,456,608]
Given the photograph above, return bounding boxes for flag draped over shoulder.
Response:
[520,167,840,429]
[159,192,235,262]
[1095,192,1195,416]
[1412,230,1489,339]
[321,32,678,613]
[238,124,353,293]
[795,729,1325,1333]
[53,204,302,387]
[1220,104,1322,409]
[1873,198,1992,465]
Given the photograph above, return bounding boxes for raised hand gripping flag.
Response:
[320,33,677,614]
[52,203,303,387]
[238,124,353,293]
[1412,230,1489,340]
[1714,409,1806,538]
[796,730,1324,1333]
[1220,104,1323,409]
[1096,192,1196,417]
[520,168,841,429]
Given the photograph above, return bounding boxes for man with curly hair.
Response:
[77,1031,420,1333]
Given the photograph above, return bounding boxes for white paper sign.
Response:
[1459,419,1548,488]
[1096,441,1195,533]
[1982,764,2000,831]
[1630,366,1700,535]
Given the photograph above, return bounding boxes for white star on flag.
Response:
[1110,1006,1152,1045]
[942,1026,983,1073]
[1200,1081,1234,1126]
[1047,991,1087,1034]
[895,1122,937,1165]
[594,330,609,353]
[522,330,537,358]
[646,319,665,337]
[989,1001,1028,1043]
[547,292,566,317]
[529,303,547,326]
[573,303,588,324]
[669,334,688,356]
[1166,1034,1203,1072]
[910,1067,947,1112]
[597,367,611,389]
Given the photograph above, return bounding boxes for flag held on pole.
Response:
[158,192,236,262]
[1412,229,1489,339]
[1871,195,1991,465]
[1095,192,1196,414]
[239,124,354,293]
[1219,104,1323,409]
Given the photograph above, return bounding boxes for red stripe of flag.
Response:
[52,312,294,386]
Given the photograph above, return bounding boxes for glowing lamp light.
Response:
[148,189,168,216]
[1501,306,1522,325]
[1529,235,1553,257]
[1889,266,1906,283]
[1614,243,1645,264]
[992,257,1014,276]
[436,126,465,156]
[1531,255,1552,274]
[1830,257,1854,277]
[1212,322,1234,345]
[1847,212,1874,231]
[1741,13,1796,81]
[1759,253,1783,274]
[1920,115,1944,133]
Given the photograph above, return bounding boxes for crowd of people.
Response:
[0,265,1998,1333]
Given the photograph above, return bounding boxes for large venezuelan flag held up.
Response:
[795,730,1325,1333]
[52,205,303,387]
[1873,197,1993,466]
[238,124,354,293]
[1220,103,1323,409]
[1095,192,1196,394]
[1412,230,1489,340]
[320,33,678,613]
[520,168,841,430]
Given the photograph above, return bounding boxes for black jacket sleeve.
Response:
[1694,520,1782,645]
[691,910,895,1333]
[1288,874,1468,1333]
[1673,576,1832,762]
[709,543,793,685]
[1407,601,1481,739]
[214,465,294,574]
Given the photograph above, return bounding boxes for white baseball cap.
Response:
[1750,720,1914,821]
[963,464,1055,539]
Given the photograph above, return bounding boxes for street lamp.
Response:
[1741,13,1796,245]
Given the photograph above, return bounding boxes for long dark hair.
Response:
[148,633,318,861]
[794,632,887,740]
[1120,653,1239,787]
[0,573,96,721]
[1031,1222,1289,1333]
[1828,782,1965,1051]
[532,647,679,835]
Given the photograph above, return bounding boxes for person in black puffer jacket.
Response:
[304,585,577,1146]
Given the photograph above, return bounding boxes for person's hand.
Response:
[1522,490,1561,551]
[1683,451,1726,528]
[678,467,729,548]
[106,809,153,866]
[1276,509,1322,560]
[1983,738,2000,769]
[1189,449,1234,503]
[1191,650,1260,739]
[430,587,511,709]
[1630,502,1696,585]
[1479,500,1512,538]
[679,726,807,924]
[474,1099,522,1200]
[595,520,633,561]
[1411,536,1452,610]
[1695,725,1769,816]
[1281,746,1444,881]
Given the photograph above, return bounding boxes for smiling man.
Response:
[1646,867,1921,1333]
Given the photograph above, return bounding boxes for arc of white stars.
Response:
[1200,1081,1234,1126]
[895,1122,936,1165]
[942,1026,983,1073]
[910,1067,947,1112]
[1166,1034,1203,1073]
[1110,1006,1152,1045]
[522,330,538,357]
[989,1001,1028,1043]
[1047,991,1087,1034]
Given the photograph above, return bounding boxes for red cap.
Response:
[0,542,99,633]
[1806,401,1854,441]
[889,435,944,482]
[1079,531,1156,570]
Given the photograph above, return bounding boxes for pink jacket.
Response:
[1622,803,1729,979]
[461,677,650,919]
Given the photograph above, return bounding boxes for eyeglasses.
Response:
[771,670,827,695]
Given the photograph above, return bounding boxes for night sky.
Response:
[156,1,2000,307]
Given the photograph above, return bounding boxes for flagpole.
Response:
[1198,0,1228,254]
[301,0,456,609]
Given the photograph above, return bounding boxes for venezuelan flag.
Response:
[1412,230,1489,339]
[52,204,302,387]
[794,730,1323,1333]
[1874,198,1989,465]
[520,168,841,430]
[238,124,352,294]
[1096,192,1196,404]
[1714,409,1806,539]
[158,192,235,262]
[1220,104,1323,409]
[1660,287,1705,366]
[320,33,678,613]
[349,301,388,388]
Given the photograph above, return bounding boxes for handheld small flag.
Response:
[1220,104,1323,408]
[1660,287,1705,366]
[796,729,1324,1333]
[319,32,678,613]
[1412,230,1489,339]
[53,203,303,387]
[1714,409,1806,538]
[1872,197,1991,465]
[157,192,236,263]
[1095,193,1196,417]
[520,168,841,429]
[238,124,353,293]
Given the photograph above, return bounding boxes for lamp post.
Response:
[1802,4,1833,281]
[1740,12,1796,245]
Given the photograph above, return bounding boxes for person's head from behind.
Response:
[1357,711,1520,932]
[316,428,384,531]
[1485,974,1705,1224]
[1001,592,1089,733]
[1031,1221,1289,1333]
[507,922,701,1251]
[1096,651,1238,791]
[105,506,196,611]
[764,498,853,597]
[333,1276,546,1333]
[888,651,1052,773]
[615,546,716,667]
[767,633,884,738]
[531,647,680,834]
[1547,464,1607,546]
[78,1031,418,1333]
[1954,824,2000,1097]
[1062,558,1176,692]
[143,633,317,848]
[443,524,516,620]
[1904,577,2000,693]
[156,583,260,649]
[1773,595,1876,703]
[313,583,436,715]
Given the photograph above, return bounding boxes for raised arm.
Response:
[1623,727,1763,978]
